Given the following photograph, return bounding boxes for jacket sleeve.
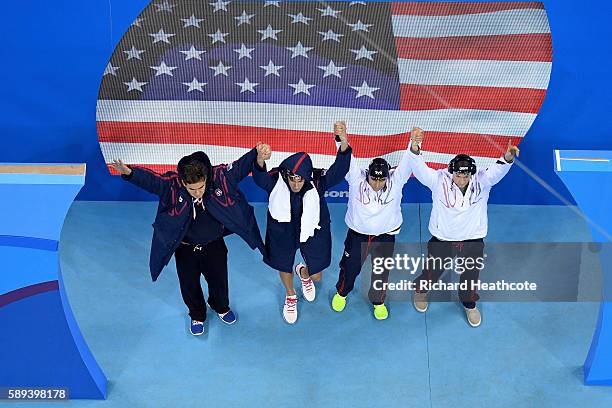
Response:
[481,157,514,187]
[225,148,258,184]
[405,142,438,191]
[391,140,414,185]
[122,166,172,197]
[345,146,365,185]
[252,161,276,193]
[322,145,352,189]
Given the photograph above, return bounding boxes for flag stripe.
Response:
[100,143,501,171]
[398,59,551,89]
[97,100,537,137]
[391,2,544,16]
[98,122,517,157]
[395,33,551,62]
[399,84,546,113]
[392,9,550,38]
[107,162,450,176]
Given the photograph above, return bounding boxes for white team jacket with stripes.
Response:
[407,142,513,241]
[344,143,413,236]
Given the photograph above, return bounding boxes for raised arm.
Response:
[483,140,519,187]
[225,143,267,183]
[329,121,363,184]
[392,128,424,184]
[111,159,171,197]
[322,124,352,188]
[405,131,438,191]
[251,143,276,193]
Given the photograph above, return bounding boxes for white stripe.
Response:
[555,149,561,171]
[97,100,537,137]
[101,143,501,173]
[392,9,550,38]
[398,59,552,89]
[560,158,610,162]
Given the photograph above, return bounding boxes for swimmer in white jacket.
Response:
[407,132,520,327]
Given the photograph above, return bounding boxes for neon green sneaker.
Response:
[332,293,347,312]
[373,304,389,320]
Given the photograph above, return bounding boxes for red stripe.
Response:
[428,162,448,171]
[391,2,544,16]
[109,163,450,175]
[395,33,551,62]
[292,153,308,174]
[400,84,546,113]
[98,122,517,158]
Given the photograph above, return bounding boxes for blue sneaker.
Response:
[190,320,204,336]
[217,310,237,325]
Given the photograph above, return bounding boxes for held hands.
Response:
[333,121,349,152]
[110,159,132,176]
[256,141,272,167]
[410,127,424,153]
[504,139,520,162]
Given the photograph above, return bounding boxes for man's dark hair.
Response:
[181,160,208,184]
[177,151,212,184]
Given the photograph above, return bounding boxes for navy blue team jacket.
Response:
[252,146,352,244]
[123,148,265,281]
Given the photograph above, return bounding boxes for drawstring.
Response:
[192,197,205,220]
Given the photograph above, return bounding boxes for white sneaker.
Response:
[283,295,298,324]
[464,306,482,327]
[294,263,316,302]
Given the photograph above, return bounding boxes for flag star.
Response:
[210,61,232,76]
[317,6,341,18]
[124,78,147,92]
[210,0,230,12]
[264,1,280,7]
[234,43,255,59]
[235,77,259,93]
[288,12,312,25]
[350,45,377,61]
[289,79,315,96]
[258,25,282,41]
[131,17,144,27]
[317,60,346,78]
[149,29,175,44]
[103,63,119,76]
[182,78,207,93]
[154,1,175,12]
[181,14,204,28]
[180,45,206,61]
[124,45,145,60]
[318,29,344,42]
[259,60,283,77]
[348,20,373,32]
[351,81,380,99]
[350,1,367,5]
[235,10,255,26]
[208,29,229,44]
[150,61,177,77]
[286,41,313,58]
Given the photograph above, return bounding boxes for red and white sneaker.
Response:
[294,263,316,302]
[283,295,298,324]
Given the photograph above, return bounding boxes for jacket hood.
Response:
[279,152,313,182]
[177,151,213,184]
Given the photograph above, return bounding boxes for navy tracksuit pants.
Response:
[413,236,484,309]
[335,229,395,305]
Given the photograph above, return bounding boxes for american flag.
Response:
[97,1,552,174]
